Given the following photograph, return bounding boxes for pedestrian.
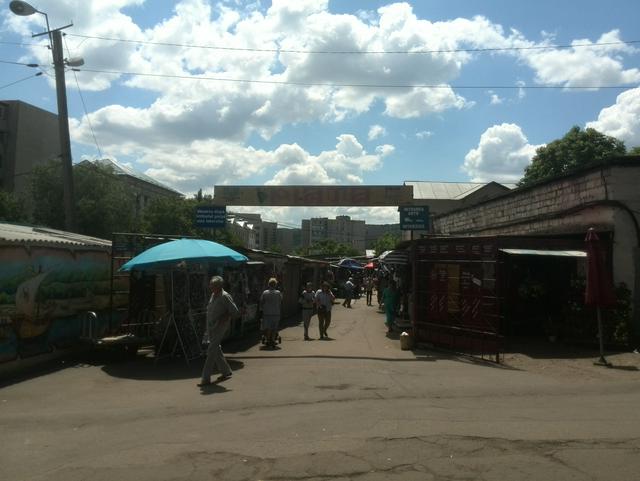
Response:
[382,280,399,334]
[260,277,283,348]
[364,276,374,306]
[377,274,387,309]
[299,282,316,340]
[342,277,355,308]
[315,281,335,339]
[199,276,238,387]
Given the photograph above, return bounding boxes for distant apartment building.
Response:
[232,213,278,251]
[301,215,366,253]
[276,227,302,253]
[227,216,259,249]
[0,100,60,197]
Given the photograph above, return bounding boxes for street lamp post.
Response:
[10,0,80,232]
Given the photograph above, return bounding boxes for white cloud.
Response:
[488,90,503,105]
[462,123,542,183]
[368,124,387,140]
[586,87,640,147]
[233,206,400,227]
[78,131,393,194]
[416,130,433,139]
[268,134,392,185]
[10,0,640,200]
[518,30,640,89]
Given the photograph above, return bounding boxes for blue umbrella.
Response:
[119,239,248,272]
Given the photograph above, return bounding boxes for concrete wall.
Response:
[0,101,60,196]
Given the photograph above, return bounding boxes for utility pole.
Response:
[10,1,81,232]
[51,29,75,231]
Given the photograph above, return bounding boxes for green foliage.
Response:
[29,160,140,237]
[140,196,243,247]
[373,232,401,256]
[30,160,65,229]
[306,239,359,257]
[74,162,139,238]
[0,190,28,222]
[519,126,626,186]
[563,280,633,347]
[629,146,640,155]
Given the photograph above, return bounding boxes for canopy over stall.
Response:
[119,239,248,363]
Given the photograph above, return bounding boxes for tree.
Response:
[30,160,139,238]
[30,160,65,229]
[519,126,626,186]
[0,190,28,223]
[74,162,139,238]
[305,239,359,257]
[629,146,640,155]
[373,232,400,256]
[141,196,243,247]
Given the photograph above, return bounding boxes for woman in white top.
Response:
[260,277,282,348]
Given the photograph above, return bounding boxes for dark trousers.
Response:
[318,310,332,337]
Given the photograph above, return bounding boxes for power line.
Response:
[64,36,103,158]
[65,33,640,55]
[0,59,40,67]
[73,67,636,90]
[0,72,43,91]
[0,40,49,48]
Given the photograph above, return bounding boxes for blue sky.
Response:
[1,0,639,225]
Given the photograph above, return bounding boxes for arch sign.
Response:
[213,185,414,206]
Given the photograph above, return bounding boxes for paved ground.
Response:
[2,300,640,480]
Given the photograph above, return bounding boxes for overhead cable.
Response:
[74,67,636,90]
[0,72,43,91]
[65,33,640,55]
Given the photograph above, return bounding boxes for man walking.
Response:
[342,277,355,308]
[316,281,335,339]
[199,276,238,388]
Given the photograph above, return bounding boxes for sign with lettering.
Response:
[399,206,430,231]
[195,205,227,228]
[213,185,414,206]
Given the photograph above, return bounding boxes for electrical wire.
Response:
[64,36,103,158]
[65,33,640,55]
[0,72,43,91]
[0,59,40,67]
[72,67,636,90]
[0,40,49,48]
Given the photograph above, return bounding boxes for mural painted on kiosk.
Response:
[0,246,126,363]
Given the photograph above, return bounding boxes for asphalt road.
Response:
[1,301,640,480]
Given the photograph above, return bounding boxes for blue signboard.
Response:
[195,206,227,228]
[399,206,430,231]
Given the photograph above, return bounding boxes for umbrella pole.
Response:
[594,307,611,367]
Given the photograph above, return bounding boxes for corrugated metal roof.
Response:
[404,181,516,200]
[0,223,111,248]
[92,158,183,196]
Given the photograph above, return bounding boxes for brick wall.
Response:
[434,168,613,236]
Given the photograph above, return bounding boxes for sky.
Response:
[1,0,639,228]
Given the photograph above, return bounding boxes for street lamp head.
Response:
[9,1,38,16]
[65,57,84,67]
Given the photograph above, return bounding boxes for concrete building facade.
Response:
[302,215,366,253]
[0,101,60,197]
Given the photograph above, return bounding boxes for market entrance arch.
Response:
[212,185,414,207]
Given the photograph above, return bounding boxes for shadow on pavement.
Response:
[505,337,633,360]
[100,355,245,381]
